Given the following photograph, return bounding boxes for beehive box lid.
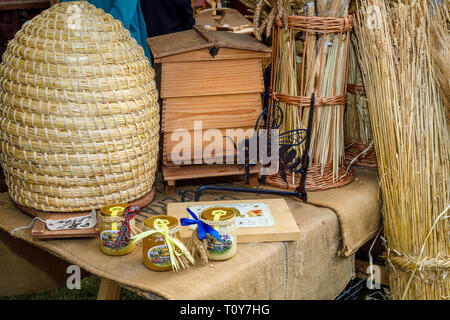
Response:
[148,25,271,59]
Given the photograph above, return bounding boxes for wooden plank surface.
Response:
[155,47,269,63]
[194,26,271,53]
[195,8,252,30]
[163,126,254,163]
[148,26,270,60]
[32,211,99,239]
[161,59,263,98]
[97,278,121,300]
[161,93,261,132]
[29,187,155,239]
[162,163,260,181]
[167,198,300,243]
[148,28,209,59]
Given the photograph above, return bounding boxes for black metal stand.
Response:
[194,93,316,202]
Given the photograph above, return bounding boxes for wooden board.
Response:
[167,198,300,243]
[148,25,270,60]
[31,211,100,239]
[162,164,260,181]
[160,59,263,98]
[26,187,155,239]
[161,93,262,132]
[195,8,252,31]
[148,28,208,59]
[155,47,269,63]
[163,126,254,163]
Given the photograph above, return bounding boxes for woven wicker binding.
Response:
[265,162,354,192]
[266,15,355,191]
[0,1,160,212]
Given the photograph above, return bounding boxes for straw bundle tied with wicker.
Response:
[355,0,449,299]
[265,0,356,191]
[0,1,160,212]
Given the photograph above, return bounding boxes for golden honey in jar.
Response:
[142,215,180,271]
[200,207,237,261]
[98,203,136,256]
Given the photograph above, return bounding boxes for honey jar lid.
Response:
[201,207,235,221]
[144,215,178,230]
[100,203,129,217]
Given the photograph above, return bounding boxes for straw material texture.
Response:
[266,2,356,191]
[0,1,160,212]
[356,0,449,300]
[344,31,377,168]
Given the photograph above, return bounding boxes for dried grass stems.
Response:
[240,0,305,40]
[429,11,450,121]
[355,0,449,300]
[345,37,373,146]
[186,231,210,264]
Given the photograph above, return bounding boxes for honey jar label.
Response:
[148,245,172,268]
[206,233,234,255]
[101,230,132,252]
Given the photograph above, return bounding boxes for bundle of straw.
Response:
[344,27,377,167]
[355,0,449,299]
[429,7,450,122]
[345,41,372,146]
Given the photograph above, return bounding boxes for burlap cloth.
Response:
[0,167,380,299]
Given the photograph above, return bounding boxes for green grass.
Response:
[0,275,144,300]
[1,274,387,300]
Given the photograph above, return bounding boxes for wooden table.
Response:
[0,169,382,300]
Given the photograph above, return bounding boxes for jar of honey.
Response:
[142,215,180,271]
[200,207,237,261]
[98,203,136,256]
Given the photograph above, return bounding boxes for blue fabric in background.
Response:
[61,0,152,64]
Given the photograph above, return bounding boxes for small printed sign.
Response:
[45,210,97,231]
[188,202,275,228]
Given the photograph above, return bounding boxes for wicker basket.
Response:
[0,1,160,212]
[266,14,355,191]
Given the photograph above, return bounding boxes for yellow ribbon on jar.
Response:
[132,218,194,272]
[109,206,125,231]
[211,209,227,232]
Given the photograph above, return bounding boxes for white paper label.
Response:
[45,209,97,231]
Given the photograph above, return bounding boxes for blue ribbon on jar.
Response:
[181,208,223,243]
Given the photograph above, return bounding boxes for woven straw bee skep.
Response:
[0,1,160,212]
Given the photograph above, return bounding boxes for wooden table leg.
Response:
[248,172,259,188]
[97,278,121,300]
[165,180,176,194]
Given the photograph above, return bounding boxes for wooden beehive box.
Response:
[148,26,271,193]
